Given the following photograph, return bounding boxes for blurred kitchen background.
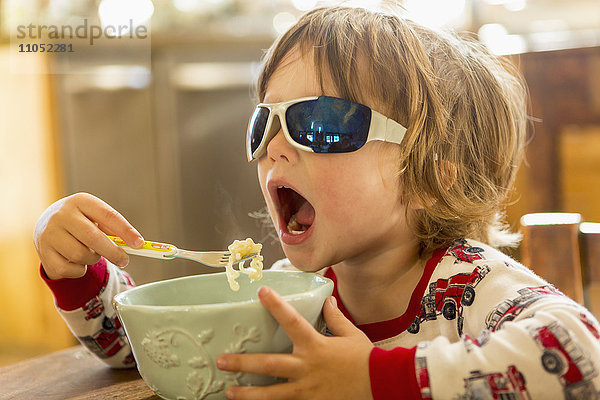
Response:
[0,0,599,365]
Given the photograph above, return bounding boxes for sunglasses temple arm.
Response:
[369,111,407,145]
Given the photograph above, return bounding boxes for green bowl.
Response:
[113,270,333,400]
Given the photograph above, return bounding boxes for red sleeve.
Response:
[369,346,421,400]
[40,257,109,311]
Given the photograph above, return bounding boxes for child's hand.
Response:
[217,287,374,400]
[33,192,144,280]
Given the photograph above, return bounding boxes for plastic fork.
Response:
[108,236,257,268]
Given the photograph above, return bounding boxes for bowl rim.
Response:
[113,270,333,311]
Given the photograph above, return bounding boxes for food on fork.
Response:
[226,238,263,291]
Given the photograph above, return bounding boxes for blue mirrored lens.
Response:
[285,96,371,153]
[249,107,270,155]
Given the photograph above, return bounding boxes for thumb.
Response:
[323,296,360,337]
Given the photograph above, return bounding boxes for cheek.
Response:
[316,160,394,221]
[315,149,403,228]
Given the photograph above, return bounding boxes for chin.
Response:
[281,249,325,272]
[282,245,338,273]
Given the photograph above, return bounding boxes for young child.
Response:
[34,5,600,400]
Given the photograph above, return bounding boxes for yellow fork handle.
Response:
[108,235,178,259]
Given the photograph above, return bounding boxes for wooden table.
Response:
[0,346,160,399]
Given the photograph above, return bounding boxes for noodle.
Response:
[225,238,263,291]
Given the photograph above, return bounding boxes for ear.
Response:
[439,159,458,190]
[401,157,458,210]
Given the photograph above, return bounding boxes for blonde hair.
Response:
[256,6,528,253]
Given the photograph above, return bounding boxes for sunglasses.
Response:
[246,96,407,161]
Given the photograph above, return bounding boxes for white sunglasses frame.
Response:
[246,96,408,162]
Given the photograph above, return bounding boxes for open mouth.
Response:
[277,186,315,235]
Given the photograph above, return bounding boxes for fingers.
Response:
[225,382,299,400]
[52,231,102,266]
[74,193,144,248]
[258,286,316,344]
[95,221,117,236]
[217,353,301,379]
[42,248,87,280]
[34,193,144,280]
[322,296,360,337]
[66,215,129,268]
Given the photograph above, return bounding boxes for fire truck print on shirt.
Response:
[79,314,128,359]
[448,238,485,263]
[530,321,599,399]
[453,320,600,400]
[485,285,565,332]
[77,270,135,366]
[408,240,489,335]
[416,337,533,400]
[461,365,531,400]
[457,332,534,399]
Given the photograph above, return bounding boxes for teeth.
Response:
[287,214,306,235]
[287,214,299,232]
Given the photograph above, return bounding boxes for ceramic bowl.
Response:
[113,270,333,400]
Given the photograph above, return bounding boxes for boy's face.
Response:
[257,48,416,271]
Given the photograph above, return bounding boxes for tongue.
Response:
[295,200,315,226]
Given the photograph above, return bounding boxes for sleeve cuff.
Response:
[40,257,109,311]
[369,346,421,400]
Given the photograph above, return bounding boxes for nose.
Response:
[266,115,299,164]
